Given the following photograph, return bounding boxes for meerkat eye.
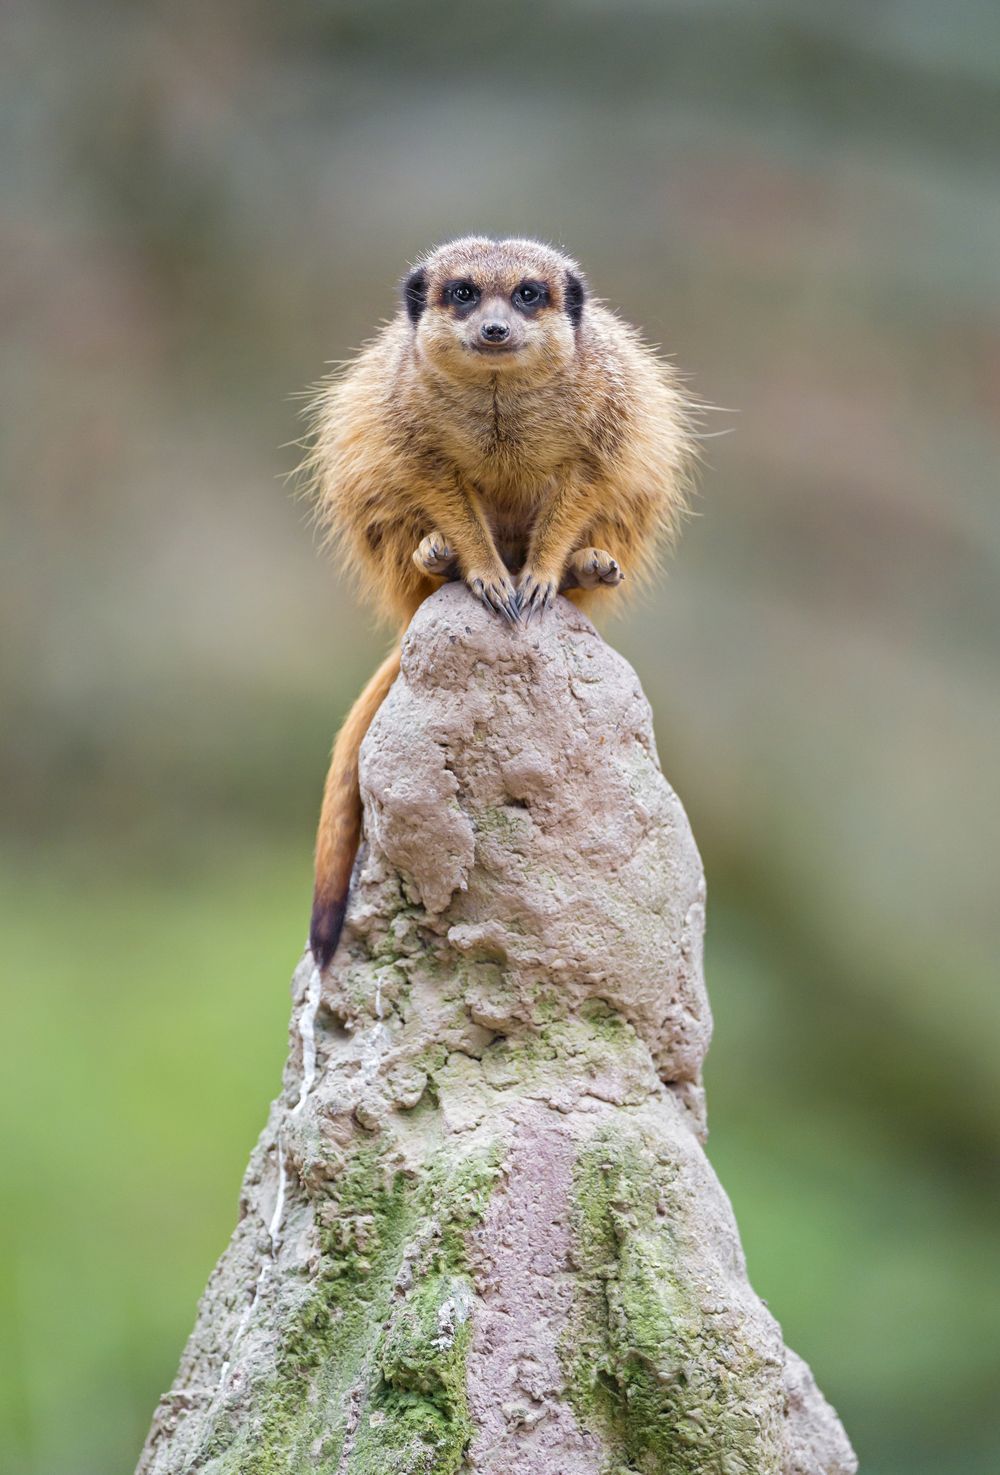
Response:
[513,281,548,311]
[448,281,478,306]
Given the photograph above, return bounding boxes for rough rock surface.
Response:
[137,584,857,1475]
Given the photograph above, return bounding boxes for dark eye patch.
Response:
[512,280,549,312]
[442,279,480,313]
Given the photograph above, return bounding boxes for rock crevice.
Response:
[138,584,856,1475]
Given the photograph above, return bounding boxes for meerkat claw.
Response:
[566,547,625,589]
[470,575,519,624]
[413,531,457,577]
[517,572,558,622]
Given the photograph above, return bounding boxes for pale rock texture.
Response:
[137,583,857,1475]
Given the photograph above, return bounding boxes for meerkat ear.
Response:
[402,267,428,324]
[564,271,586,328]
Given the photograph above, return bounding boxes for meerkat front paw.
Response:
[413,530,457,577]
[467,569,520,624]
[564,547,625,589]
[517,567,560,621]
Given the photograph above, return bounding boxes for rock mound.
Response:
[138,584,856,1475]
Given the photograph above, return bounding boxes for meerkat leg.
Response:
[518,476,597,619]
[562,546,625,590]
[412,530,458,578]
[417,482,520,622]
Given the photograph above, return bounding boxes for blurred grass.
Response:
[0,840,299,1475]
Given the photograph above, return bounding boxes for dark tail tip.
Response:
[310,891,347,973]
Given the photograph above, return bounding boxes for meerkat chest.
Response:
[445,387,580,496]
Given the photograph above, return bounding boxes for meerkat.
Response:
[301,236,696,970]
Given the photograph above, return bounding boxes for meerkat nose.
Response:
[481,321,511,343]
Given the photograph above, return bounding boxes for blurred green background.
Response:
[2,2,999,1472]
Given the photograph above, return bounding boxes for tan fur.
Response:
[309,646,401,971]
[301,237,697,968]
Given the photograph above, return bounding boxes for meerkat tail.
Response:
[310,645,402,971]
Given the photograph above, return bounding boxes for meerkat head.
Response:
[401,237,587,384]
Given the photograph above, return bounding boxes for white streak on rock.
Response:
[292,966,322,1116]
[266,1140,286,1245]
[214,1141,287,1395]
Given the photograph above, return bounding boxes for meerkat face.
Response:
[401,237,586,384]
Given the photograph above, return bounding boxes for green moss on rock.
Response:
[349,1275,474,1474]
[344,1150,498,1475]
[202,1143,498,1475]
[565,1129,783,1475]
